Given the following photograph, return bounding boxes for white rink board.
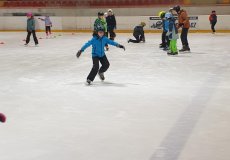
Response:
[0,15,230,30]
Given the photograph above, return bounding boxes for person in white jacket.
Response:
[38,16,52,38]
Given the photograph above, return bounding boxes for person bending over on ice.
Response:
[128,22,146,43]
[76,26,125,85]
[25,12,39,46]
[173,5,190,52]
[38,15,53,38]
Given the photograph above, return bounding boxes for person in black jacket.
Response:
[128,22,146,43]
[209,10,217,34]
[106,9,116,40]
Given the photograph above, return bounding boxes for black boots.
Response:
[179,45,190,52]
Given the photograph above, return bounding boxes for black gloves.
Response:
[117,44,125,51]
[76,50,82,58]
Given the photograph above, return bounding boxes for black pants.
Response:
[129,35,144,43]
[26,30,38,44]
[87,55,110,81]
[45,26,51,35]
[108,28,116,40]
[161,31,167,46]
[211,22,217,33]
[181,28,189,46]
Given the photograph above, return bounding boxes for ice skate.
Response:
[167,51,178,55]
[24,43,28,46]
[86,79,92,85]
[159,43,166,48]
[179,45,190,52]
[98,72,105,81]
[163,46,169,51]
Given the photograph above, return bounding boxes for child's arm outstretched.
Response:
[76,38,94,58]
[38,18,45,21]
[106,38,125,51]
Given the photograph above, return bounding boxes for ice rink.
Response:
[0,32,230,160]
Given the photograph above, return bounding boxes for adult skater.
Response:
[76,25,125,85]
[209,10,217,34]
[128,22,146,43]
[25,12,39,46]
[173,5,190,52]
[38,15,53,38]
[106,9,117,40]
[165,12,179,55]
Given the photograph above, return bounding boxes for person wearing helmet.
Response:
[209,10,217,34]
[165,12,179,55]
[128,22,146,43]
[173,5,190,52]
[158,11,169,49]
[106,9,117,40]
[76,25,125,85]
[25,12,39,46]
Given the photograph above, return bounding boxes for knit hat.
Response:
[140,22,146,27]
[26,12,33,17]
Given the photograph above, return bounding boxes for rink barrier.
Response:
[1,30,230,33]
[1,16,230,31]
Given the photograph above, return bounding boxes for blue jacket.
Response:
[81,36,119,58]
[163,19,169,32]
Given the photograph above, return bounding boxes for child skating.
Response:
[38,15,53,38]
[76,26,125,85]
[165,12,179,55]
[209,10,217,34]
[25,12,39,46]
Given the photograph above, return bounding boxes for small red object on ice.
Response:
[0,42,4,44]
[0,113,6,123]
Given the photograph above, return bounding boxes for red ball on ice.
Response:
[0,113,6,123]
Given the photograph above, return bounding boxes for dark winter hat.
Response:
[173,5,180,13]
[96,25,105,32]
[98,12,104,16]
[212,10,216,13]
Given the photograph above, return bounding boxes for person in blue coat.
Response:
[76,25,125,85]
[25,12,38,46]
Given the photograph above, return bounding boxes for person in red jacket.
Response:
[209,10,217,34]
[173,5,190,52]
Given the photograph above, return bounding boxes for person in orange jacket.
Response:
[173,5,190,52]
[209,10,217,34]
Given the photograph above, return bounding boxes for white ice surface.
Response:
[0,32,230,160]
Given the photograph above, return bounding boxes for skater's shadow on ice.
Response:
[67,81,139,87]
[191,52,208,54]
[91,81,127,87]
[167,53,193,57]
